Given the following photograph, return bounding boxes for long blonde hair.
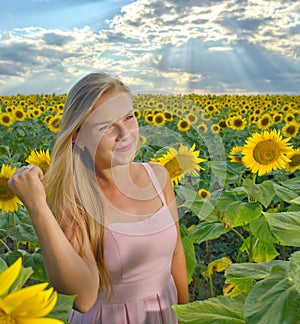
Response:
[44,72,131,296]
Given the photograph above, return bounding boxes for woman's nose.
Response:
[116,123,129,140]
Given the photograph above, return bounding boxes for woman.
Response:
[8,72,188,323]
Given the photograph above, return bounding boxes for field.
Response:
[0,92,300,323]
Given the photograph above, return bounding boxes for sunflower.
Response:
[150,143,205,186]
[210,124,220,134]
[257,114,272,130]
[228,115,246,131]
[26,149,51,174]
[285,148,300,173]
[139,135,147,146]
[272,113,283,124]
[0,113,14,127]
[152,112,166,127]
[47,115,61,133]
[177,119,191,132]
[0,164,23,214]
[13,109,26,122]
[241,129,294,176]
[144,113,154,125]
[282,121,299,138]
[186,113,198,125]
[0,258,63,323]
[134,109,142,119]
[198,188,211,199]
[228,146,244,163]
[197,123,208,133]
[163,111,173,122]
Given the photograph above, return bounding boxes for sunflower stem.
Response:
[248,232,254,262]
[0,238,12,252]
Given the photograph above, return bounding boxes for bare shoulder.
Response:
[148,163,174,201]
[148,162,170,184]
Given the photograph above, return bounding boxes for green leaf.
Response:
[0,258,7,273]
[250,217,280,244]
[251,180,275,208]
[289,251,300,294]
[9,265,34,293]
[216,192,239,212]
[223,202,262,228]
[47,293,76,323]
[244,264,300,324]
[225,260,286,281]
[279,176,300,193]
[263,211,300,246]
[290,196,300,205]
[6,223,37,242]
[273,183,298,203]
[23,251,48,282]
[240,237,279,262]
[182,236,197,284]
[172,295,245,323]
[189,221,229,244]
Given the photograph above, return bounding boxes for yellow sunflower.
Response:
[282,121,299,138]
[0,258,63,323]
[134,109,142,119]
[210,124,220,134]
[47,115,61,133]
[177,119,191,132]
[0,164,23,214]
[26,149,51,174]
[228,116,246,131]
[163,111,173,122]
[152,112,166,127]
[13,109,27,122]
[150,143,205,186]
[228,146,244,163]
[0,113,14,127]
[285,148,300,173]
[197,123,208,133]
[198,188,211,199]
[185,113,198,125]
[257,114,273,130]
[241,129,294,176]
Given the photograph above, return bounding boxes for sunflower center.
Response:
[39,161,50,174]
[233,119,243,127]
[289,154,300,167]
[0,310,16,324]
[0,178,15,201]
[286,125,296,135]
[253,140,280,165]
[261,117,270,126]
[164,158,182,177]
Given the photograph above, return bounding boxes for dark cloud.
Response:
[43,33,74,46]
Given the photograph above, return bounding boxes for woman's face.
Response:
[77,90,139,169]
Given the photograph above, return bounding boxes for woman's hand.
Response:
[8,164,47,212]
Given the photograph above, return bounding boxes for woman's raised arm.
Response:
[8,164,99,313]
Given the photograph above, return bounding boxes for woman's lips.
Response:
[115,142,133,152]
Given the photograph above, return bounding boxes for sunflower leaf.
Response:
[263,211,300,246]
[172,295,245,323]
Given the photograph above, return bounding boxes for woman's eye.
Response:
[126,114,134,120]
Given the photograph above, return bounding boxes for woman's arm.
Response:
[151,164,189,304]
[171,221,189,304]
[8,165,99,312]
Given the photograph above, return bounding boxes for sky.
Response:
[0,0,299,96]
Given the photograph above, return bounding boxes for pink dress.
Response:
[69,163,179,324]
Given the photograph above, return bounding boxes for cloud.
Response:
[0,0,299,95]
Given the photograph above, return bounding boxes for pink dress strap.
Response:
[142,163,167,205]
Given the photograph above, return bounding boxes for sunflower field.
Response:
[1,92,300,323]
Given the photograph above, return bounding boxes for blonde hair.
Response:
[44,72,131,297]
